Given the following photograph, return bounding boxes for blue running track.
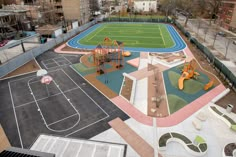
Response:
[67,23,186,53]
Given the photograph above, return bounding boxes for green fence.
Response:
[103,17,173,23]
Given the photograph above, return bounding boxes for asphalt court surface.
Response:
[41,56,72,69]
[0,50,129,148]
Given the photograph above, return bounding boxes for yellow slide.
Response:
[204,80,214,90]
[178,72,189,90]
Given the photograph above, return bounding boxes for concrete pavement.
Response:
[176,16,236,76]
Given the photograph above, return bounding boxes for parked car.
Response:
[217,31,226,37]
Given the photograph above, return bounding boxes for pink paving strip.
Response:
[111,84,226,127]
[126,58,140,68]
[111,96,153,126]
[54,44,90,55]
[183,47,195,58]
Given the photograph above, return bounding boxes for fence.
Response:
[1,18,235,90]
[103,17,173,23]
[105,16,236,90]
[173,20,236,90]
[0,20,96,78]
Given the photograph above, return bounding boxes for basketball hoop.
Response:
[37,69,48,77]
[41,75,53,85]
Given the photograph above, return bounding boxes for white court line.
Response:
[62,56,73,64]
[15,87,79,109]
[61,69,109,116]
[41,56,65,62]
[65,115,109,137]
[28,78,80,132]
[8,82,23,148]
[52,59,60,66]
[9,69,61,83]
[41,61,49,69]
[43,62,59,66]
[42,56,72,69]
[47,113,78,126]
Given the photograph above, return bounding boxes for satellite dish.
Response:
[36,69,48,77]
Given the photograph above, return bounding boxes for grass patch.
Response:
[168,71,204,95]
[194,136,205,144]
[167,94,188,114]
[80,23,174,48]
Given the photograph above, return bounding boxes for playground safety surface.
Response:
[0,50,129,148]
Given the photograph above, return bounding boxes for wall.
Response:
[0,20,96,78]
[62,0,80,20]
[0,125,11,152]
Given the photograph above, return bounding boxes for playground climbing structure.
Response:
[92,37,124,74]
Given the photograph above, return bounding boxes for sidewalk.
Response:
[176,17,236,76]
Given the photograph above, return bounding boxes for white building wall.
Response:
[134,1,157,12]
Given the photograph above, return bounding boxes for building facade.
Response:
[61,0,90,25]
[133,0,157,13]
[218,0,236,32]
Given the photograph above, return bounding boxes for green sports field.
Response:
[79,23,174,48]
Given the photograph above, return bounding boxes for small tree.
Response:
[208,0,222,25]
[203,26,209,42]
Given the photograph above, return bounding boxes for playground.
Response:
[163,58,220,114]
[58,22,222,117]
[0,21,234,157]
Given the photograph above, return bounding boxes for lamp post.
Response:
[153,117,158,157]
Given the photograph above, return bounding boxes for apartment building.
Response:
[61,0,90,25]
[218,0,236,32]
[133,0,157,12]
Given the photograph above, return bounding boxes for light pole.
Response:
[153,117,158,157]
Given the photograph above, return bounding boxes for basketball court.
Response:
[0,51,129,148]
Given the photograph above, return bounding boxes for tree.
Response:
[203,26,209,42]
[89,0,100,17]
[160,0,175,17]
[224,37,232,58]
[212,25,220,47]
[207,0,222,25]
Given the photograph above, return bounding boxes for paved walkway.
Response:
[54,44,90,55]
[108,118,162,157]
[111,84,226,127]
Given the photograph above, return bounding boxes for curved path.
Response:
[67,23,186,53]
